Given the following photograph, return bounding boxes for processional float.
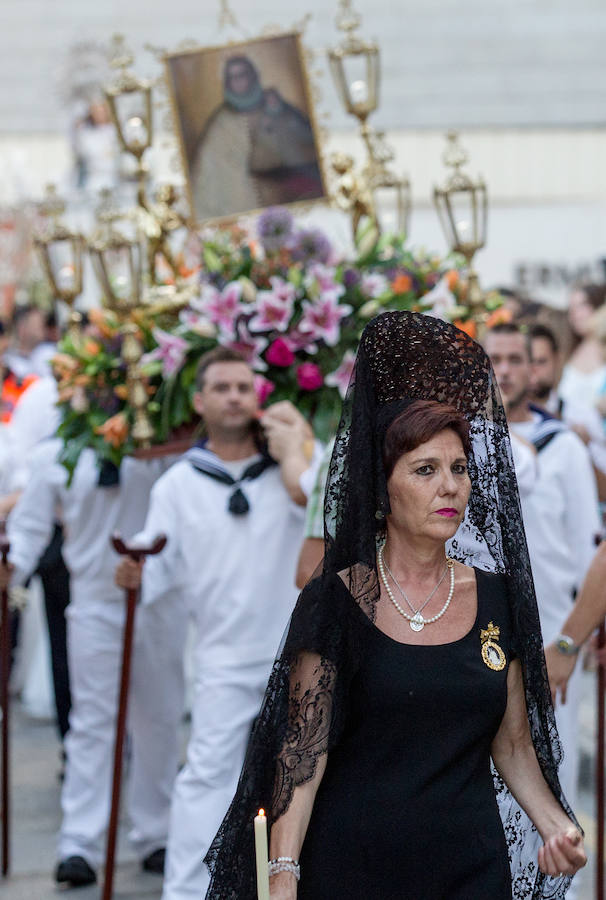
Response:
[28,1,605,897]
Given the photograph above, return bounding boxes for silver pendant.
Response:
[410,613,425,632]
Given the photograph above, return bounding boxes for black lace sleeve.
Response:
[205,573,362,899]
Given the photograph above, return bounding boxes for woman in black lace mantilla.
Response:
[205,311,586,899]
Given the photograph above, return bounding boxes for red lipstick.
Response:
[435,508,457,518]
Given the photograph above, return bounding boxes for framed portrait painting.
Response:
[164,32,328,226]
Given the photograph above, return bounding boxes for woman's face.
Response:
[386,428,471,543]
[568,289,594,338]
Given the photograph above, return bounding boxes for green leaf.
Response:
[203,245,222,272]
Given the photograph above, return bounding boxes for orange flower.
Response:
[178,262,200,278]
[113,384,129,400]
[88,308,118,339]
[454,319,477,340]
[391,274,413,294]
[57,386,75,403]
[74,374,92,387]
[83,339,101,356]
[95,412,129,449]
[445,270,459,290]
[52,353,80,376]
[486,307,513,329]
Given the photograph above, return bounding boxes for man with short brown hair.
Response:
[116,349,320,899]
[485,323,599,821]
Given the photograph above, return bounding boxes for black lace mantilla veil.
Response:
[206,311,577,899]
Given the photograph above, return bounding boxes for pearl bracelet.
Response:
[268,857,301,881]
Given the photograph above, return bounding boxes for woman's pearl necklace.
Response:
[377,542,455,632]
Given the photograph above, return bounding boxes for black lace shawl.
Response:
[206,311,576,899]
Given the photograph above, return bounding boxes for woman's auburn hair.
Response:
[382,399,471,479]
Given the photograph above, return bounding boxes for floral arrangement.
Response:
[53,207,504,475]
[53,309,140,477]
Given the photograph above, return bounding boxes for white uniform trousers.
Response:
[58,597,186,867]
[162,658,271,900]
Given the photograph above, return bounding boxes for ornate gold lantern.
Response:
[88,190,143,312]
[34,184,85,334]
[89,224,143,312]
[366,131,412,236]
[328,3,380,123]
[433,131,488,313]
[88,201,153,447]
[104,35,153,192]
[328,2,411,238]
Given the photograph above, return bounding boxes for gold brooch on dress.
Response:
[480,621,506,671]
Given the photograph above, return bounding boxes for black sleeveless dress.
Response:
[297,568,514,900]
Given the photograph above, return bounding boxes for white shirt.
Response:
[8,440,172,617]
[509,415,600,643]
[545,387,606,477]
[559,363,606,406]
[138,456,308,667]
[0,378,60,494]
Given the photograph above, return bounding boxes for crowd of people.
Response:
[0,281,605,898]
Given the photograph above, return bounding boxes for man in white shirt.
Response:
[2,304,48,380]
[116,347,321,900]
[529,322,606,497]
[485,322,600,810]
[0,442,185,887]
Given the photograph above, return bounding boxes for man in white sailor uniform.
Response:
[116,346,321,900]
[0,441,185,888]
[486,322,600,813]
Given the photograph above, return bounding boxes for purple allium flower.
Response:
[291,228,332,265]
[257,207,294,252]
[342,268,361,290]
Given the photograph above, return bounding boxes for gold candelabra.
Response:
[104,35,153,199]
[328,0,411,237]
[120,323,155,446]
[433,131,488,326]
[34,184,85,338]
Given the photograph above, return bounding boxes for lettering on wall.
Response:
[514,259,606,293]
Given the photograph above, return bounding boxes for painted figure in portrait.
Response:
[166,35,325,223]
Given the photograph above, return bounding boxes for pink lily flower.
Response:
[178,308,217,338]
[200,281,244,334]
[284,329,318,355]
[220,320,269,371]
[305,264,345,298]
[142,327,190,378]
[299,293,353,347]
[248,276,296,333]
[326,350,356,399]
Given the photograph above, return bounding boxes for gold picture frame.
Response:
[163,31,329,227]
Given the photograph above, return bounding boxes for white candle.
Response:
[349,79,368,105]
[254,808,270,900]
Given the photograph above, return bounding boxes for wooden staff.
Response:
[0,521,9,877]
[597,619,605,900]
[101,533,167,900]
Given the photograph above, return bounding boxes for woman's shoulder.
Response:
[473,568,514,629]
[473,566,508,593]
